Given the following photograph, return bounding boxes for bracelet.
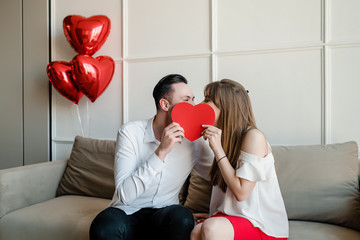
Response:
[217,155,227,163]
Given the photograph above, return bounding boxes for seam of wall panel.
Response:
[324,0,332,145]
[321,47,325,145]
[321,0,325,43]
[50,0,58,160]
[325,0,330,43]
[21,0,25,166]
[125,53,212,63]
[324,45,331,144]
[122,0,129,123]
[48,0,52,161]
[211,0,217,82]
[321,0,325,145]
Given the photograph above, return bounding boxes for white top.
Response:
[109,117,213,214]
[209,151,289,238]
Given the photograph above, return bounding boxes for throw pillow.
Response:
[56,136,116,199]
[273,141,360,231]
[183,169,212,213]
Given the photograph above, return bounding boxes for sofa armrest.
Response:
[358,158,360,190]
[0,159,68,218]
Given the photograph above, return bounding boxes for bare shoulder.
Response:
[241,129,268,158]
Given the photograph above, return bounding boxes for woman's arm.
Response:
[202,126,267,201]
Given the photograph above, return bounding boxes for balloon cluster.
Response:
[47,15,115,104]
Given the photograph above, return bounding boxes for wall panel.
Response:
[126,57,211,122]
[327,0,360,43]
[216,0,322,52]
[0,0,23,169]
[52,0,122,61]
[217,49,323,145]
[51,0,123,160]
[126,0,210,58]
[327,46,360,145]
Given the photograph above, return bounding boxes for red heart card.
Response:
[172,102,215,142]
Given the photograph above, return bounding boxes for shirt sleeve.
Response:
[235,152,275,181]
[114,126,164,205]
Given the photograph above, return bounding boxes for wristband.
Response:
[217,155,227,163]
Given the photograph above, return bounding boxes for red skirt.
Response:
[210,212,288,240]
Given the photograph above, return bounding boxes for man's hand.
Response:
[155,122,184,161]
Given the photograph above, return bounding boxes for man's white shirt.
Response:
[109,117,213,214]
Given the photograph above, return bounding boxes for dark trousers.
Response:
[89,204,195,240]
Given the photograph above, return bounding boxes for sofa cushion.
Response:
[273,141,360,231]
[56,136,116,199]
[183,169,212,213]
[288,220,360,240]
[0,195,110,240]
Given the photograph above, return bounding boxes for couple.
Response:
[90,74,289,240]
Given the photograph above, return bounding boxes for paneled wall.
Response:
[0,0,49,169]
[51,0,360,161]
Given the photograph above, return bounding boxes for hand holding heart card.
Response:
[171,102,215,142]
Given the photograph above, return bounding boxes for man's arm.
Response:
[114,122,185,205]
[114,127,164,205]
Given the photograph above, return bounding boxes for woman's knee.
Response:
[200,218,232,240]
[201,219,217,238]
[190,223,202,240]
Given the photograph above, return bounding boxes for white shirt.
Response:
[209,151,289,238]
[109,117,213,214]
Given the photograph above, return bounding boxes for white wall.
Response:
[51,0,360,161]
[0,0,49,169]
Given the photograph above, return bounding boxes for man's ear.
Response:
[159,98,170,111]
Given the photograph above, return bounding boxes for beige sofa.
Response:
[0,136,359,240]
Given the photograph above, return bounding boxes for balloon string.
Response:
[76,105,85,136]
[86,100,90,136]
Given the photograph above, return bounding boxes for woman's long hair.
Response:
[206,79,257,192]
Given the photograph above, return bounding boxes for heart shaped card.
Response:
[172,102,215,142]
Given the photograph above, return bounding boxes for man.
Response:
[90,74,212,240]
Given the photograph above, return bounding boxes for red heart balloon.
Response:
[172,102,215,142]
[63,15,110,56]
[46,61,83,104]
[72,54,115,102]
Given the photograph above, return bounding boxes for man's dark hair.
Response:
[152,74,188,110]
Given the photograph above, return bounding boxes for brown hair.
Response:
[205,79,257,192]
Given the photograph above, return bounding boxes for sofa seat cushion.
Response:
[289,220,360,240]
[0,195,110,240]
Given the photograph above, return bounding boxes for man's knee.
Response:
[164,205,195,228]
[89,207,128,240]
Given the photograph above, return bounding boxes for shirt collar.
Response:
[144,116,159,143]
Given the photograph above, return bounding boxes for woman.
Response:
[191,79,288,240]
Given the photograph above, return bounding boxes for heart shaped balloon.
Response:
[72,54,115,102]
[172,102,215,142]
[46,61,83,104]
[63,15,110,56]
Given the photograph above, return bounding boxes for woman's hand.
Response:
[201,125,224,157]
[193,213,209,224]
